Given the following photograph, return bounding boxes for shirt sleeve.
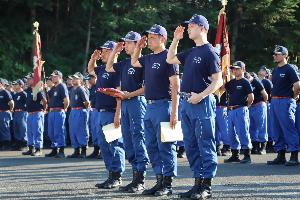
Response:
[168,63,179,77]
[60,84,69,99]
[288,66,300,84]
[112,61,124,74]
[113,72,121,88]
[176,50,188,65]
[207,51,221,76]
[256,79,265,92]
[5,91,13,101]
[94,66,101,75]
[138,55,147,68]
[79,87,89,102]
[245,80,253,94]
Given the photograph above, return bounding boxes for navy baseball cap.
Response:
[145,24,167,39]
[274,45,288,55]
[72,72,83,80]
[184,14,209,30]
[100,41,116,50]
[230,61,246,69]
[67,75,73,80]
[51,70,63,77]
[0,78,5,85]
[120,31,141,42]
[12,79,24,86]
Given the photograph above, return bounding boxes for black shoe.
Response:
[179,178,202,198]
[119,171,141,192]
[240,149,251,164]
[22,145,33,155]
[285,151,299,166]
[154,176,173,196]
[103,172,122,189]
[267,150,286,165]
[224,149,240,163]
[67,148,80,158]
[127,171,146,193]
[45,148,58,157]
[216,144,222,156]
[251,141,259,155]
[31,148,42,156]
[97,151,103,159]
[258,142,267,155]
[142,174,163,195]
[191,178,212,200]
[221,145,231,156]
[266,141,275,153]
[55,147,65,158]
[87,146,100,159]
[0,141,11,151]
[80,146,87,158]
[95,172,113,188]
[177,146,186,158]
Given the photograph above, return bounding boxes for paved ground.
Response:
[0,149,299,199]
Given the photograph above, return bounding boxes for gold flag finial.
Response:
[222,0,228,7]
[33,21,39,34]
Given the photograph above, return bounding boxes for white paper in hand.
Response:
[160,122,183,142]
[102,123,122,143]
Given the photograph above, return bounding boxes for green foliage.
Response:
[0,0,299,80]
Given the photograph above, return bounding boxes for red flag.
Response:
[214,9,230,78]
[97,88,125,100]
[32,22,44,100]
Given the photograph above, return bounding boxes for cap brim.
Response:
[121,38,137,42]
[230,66,241,69]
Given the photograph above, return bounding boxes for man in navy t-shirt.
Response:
[67,72,90,159]
[88,40,125,189]
[224,61,254,164]
[106,31,149,193]
[166,14,223,199]
[131,24,179,196]
[0,78,14,150]
[12,79,28,150]
[267,46,300,166]
[245,72,268,155]
[46,70,69,158]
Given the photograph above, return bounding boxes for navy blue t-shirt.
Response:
[48,83,69,108]
[69,86,89,108]
[215,92,227,107]
[89,85,97,108]
[271,64,299,98]
[26,88,46,112]
[250,78,265,104]
[226,78,253,106]
[95,65,120,110]
[113,58,144,92]
[138,50,179,100]
[0,89,12,110]
[177,44,221,93]
[13,91,27,110]
[261,79,272,101]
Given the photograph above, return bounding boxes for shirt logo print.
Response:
[54,91,58,96]
[102,73,109,79]
[152,63,160,69]
[128,68,135,75]
[280,73,285,78]
[75,94,78,100]
[17,96,21,101]
[236,86,243,89]
[193,57,202,64]
[0,96,3,99]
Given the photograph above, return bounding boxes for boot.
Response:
[0,140,10,151]
[224,149,240,163]
[285,151,299,166]
[103,171,122,189]
[267,150,286,165]
[119,171,138,192]
[216,144,222,156]
[95,171,113,188]
[87,146,100,159]
[191,178,212,200]
[31,148,42,156]
[67,148,80,158]
[80,146,87,158]
[221,145,231,156]
[266,141,275,153]
[177,146,186,158]
[128,171,146,193]
[154,176,173,196]
[98,151,103,159]
[45,148,58,157]
[142,174,163,195]
[22,145,33,155]
[251,141,259,154]
[240,149,251,164]
[179,177,202,198]
[258,142,267,155]
[55,147,65,158]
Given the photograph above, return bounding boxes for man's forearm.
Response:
[167,38,179,63]
[88,58,97,74]
[63,98,69,110]
[131,47,142,66]
[128,87,144,98]
[200,74,223,98]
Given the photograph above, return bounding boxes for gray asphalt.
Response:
[0,149,299,199]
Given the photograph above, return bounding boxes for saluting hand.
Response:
[90,50,101,60]
[137,36,147,49]
[173,26,185,41]
[114,42,125,53]
[188,92,204,104]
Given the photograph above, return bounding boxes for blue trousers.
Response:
[27,112,44,148]
[69,109,89,148]
[121,96,149,172]
[48,111,66,148]
[98,111,125,173]
[177,99,184,147]
[296,104,300,138]
[144,99,177,177]
[181,95,217,178]
[249,102,268,143]
[13,111,28,142]
[215,107,230,146]
[271,98,299,152]
[89,109,100,146]
[0,111,12,142]
[228,106,252,150]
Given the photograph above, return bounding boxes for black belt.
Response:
[227,105,243,111]
[98,108,115,112]
[146,98,170,104]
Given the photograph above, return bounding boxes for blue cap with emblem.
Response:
[51,70,63,77]
[145,24,167,39]
[230,61,246,69]
[12,79,24,86]
[99,41,116,50]
[120,31,141,42]
[72,72,84,80]
[184,14,209,31]
[274,45,288,55]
